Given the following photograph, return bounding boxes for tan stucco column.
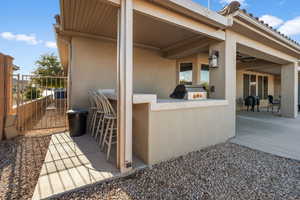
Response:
[209,31,236,101]
[209,30,237,134]
[117,0,133,172]
[281,62,298,118]
[192,57,200,85]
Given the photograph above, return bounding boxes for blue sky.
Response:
[1,0,299,74]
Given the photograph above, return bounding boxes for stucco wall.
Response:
[138,31,237,165]
[70,37,176,109]
[274,75,281,99]
[132,103,149,163]
[147,105,233,164]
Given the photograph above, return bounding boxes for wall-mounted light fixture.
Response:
[209,51,219,68]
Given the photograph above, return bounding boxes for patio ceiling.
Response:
[61,0,118,38]
[237,52,282,75]
[59,0,214,55]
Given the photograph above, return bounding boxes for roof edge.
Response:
[219,1,300,51]
[148,0,232,29]
[235,11,300,52]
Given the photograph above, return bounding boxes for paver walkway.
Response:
[232,111,300,161]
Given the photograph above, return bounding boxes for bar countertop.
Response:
[102,90,229,111]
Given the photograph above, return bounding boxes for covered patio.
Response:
[232,111,300,161]
[50,0,300,197]
[56,0,236,174]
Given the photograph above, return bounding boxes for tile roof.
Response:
[239,9,300,47]
[219,1,300,48]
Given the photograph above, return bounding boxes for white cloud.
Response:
[0,31,59,48]
[1,32,15,40]
[45,41,57,49]
[259,15,284,28]
[220,0,247,7]
[278,16,300,36]
[0,32,40,45]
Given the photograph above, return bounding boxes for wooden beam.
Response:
[162,35,204,52]
[59,30,160,51]
[237,61,281,70]
[163,38,214,59]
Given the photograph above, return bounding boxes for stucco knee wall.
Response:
[147,105,235,165]
[70,37,177,109]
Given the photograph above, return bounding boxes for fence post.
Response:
[0,53,5,141]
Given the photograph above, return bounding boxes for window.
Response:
[258,76,263,99]
[263,76,268,99]
[243,74,257,98]
[243,74,250,99]
[200,64,209,84]
[179,63,193,85]
[250,75,256,96]
[257,76,269,99]
[243,74,268,99]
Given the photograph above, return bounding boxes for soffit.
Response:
[61,0,203,49]
[62,0,118,38]
[133,12,199,49]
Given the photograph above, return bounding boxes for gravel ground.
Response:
[0,135,51,200]
[53,143,300,200]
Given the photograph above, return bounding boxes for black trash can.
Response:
[67,109,88,137]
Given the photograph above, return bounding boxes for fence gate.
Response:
[13,74,68,134]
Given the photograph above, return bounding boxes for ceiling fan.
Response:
[236,51,257,63]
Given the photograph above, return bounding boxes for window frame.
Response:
[243,73,268,99]
[178,62,193,85]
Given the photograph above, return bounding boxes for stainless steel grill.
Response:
[185,85,207,100]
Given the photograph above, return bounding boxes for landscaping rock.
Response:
[53,143,300,200]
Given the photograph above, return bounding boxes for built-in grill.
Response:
[170,85,207,100]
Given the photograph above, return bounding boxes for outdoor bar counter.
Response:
[103,91,228,111]
[103,91,231,165]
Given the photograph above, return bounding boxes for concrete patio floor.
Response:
[232,110,300,161]
[32,132,145,200]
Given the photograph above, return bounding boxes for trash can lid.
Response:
[67,109,88,114]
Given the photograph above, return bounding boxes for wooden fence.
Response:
[0,53,14,141]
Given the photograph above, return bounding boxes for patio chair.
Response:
[98,92,117,161]
[87,90,97,133]
[93,91,111,146]
[244,96,260,112]
[267,95,280,113]
[90,91,105,139]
